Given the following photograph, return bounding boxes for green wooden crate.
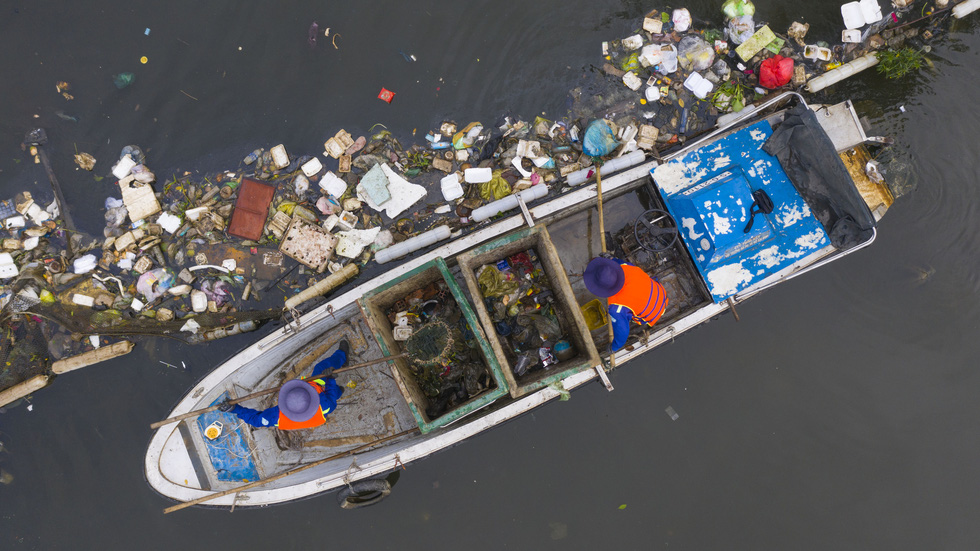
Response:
[457,226,601,398]
[357,257,508,434]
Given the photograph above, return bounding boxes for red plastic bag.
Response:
[759,55,794,89]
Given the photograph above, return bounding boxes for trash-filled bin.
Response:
[358,257,508,434]
[457,226,601,398]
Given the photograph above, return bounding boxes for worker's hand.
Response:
[216,401,234,412]
[598,252,616,260]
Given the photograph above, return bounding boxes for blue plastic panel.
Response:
[196,393,260,483]
[652,121,830,302]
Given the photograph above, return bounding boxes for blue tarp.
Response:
[196,393,260,482]
[652,120,830,302]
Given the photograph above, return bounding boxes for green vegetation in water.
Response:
[876,48,923,79]
[405,151,432,171]
[711,79,753,113]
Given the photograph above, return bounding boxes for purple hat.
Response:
[278,379,319,422]
[583,257,625,298]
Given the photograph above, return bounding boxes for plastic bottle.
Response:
[243,149,261,165]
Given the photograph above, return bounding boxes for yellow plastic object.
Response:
[581,299,609,331]
[204,421,223,440]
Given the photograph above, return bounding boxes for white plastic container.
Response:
[464,167,493,184]
[318,171,347,198]
[440,174,464,201]
[842,0,882,28]
[111,157,137,180]
[645,86,661,102]
[190,290,207,313]
[565,151,647,186]
[73,254,97,274]
[375,225,452,264]
[72,294,95,307]
[842,29,862,43]
[621,34,644,51]
[683,72,713,99]
[301,157,323,177]
[470,185,549,222]
[623,72,643,91]
[270,144,289,169]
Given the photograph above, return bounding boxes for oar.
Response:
[149,353,407,429]
[163,428,418,514]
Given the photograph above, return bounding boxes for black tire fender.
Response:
[337,478,392,510]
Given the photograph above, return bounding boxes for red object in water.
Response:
[759,55,794,89]
[378,88,395,103]
[228,178,276,241]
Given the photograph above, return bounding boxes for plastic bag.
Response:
[477,265,518,298]
[726,15,755,45]
[583,120,619,157]
[525,313,562,342]
[657,44,678,74]
[672,8,692,32]
[677,36,716,72]
[620,52,642,72]
[137,268,174,302]
[452,122,483,149]
[722,0,756,18]
[759,54,794,88]
[105,206,128,227]
[480,170,511,201]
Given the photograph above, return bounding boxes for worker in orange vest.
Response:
[584,257,668,351]
[218,340,348,429]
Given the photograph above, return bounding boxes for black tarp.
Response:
[763,104,876,249]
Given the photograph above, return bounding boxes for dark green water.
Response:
[1,1,979,548]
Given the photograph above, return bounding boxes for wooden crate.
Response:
[457,226,601,398]
[358,257,508,433]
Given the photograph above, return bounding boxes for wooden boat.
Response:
[145,93,894,511]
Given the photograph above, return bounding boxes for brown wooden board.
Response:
[227,178,276,241]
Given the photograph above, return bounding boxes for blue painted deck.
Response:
[196,393,260,483]
[652,121,830,302]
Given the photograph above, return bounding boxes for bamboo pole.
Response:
[51,341,134,374]
[0,375,50,408]
[163,428,418,514]
[595,167,616,370]
[149,353,407,429]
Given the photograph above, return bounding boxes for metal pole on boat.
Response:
[162,428,419,514]
[148,353,408,429]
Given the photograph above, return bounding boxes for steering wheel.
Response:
[633,209,680,253]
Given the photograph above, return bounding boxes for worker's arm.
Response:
[608,304,633,352]
[318,378,344,416]
[311,348,347,379]
[229,404,280,428]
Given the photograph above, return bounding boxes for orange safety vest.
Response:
[608,264,668,326]
[276,380,331,430]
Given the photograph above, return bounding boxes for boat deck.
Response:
[166,306,418,491]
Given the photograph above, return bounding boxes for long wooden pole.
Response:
[149,353,407,429]
[595,167,617,370]
[163,428,418,514]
